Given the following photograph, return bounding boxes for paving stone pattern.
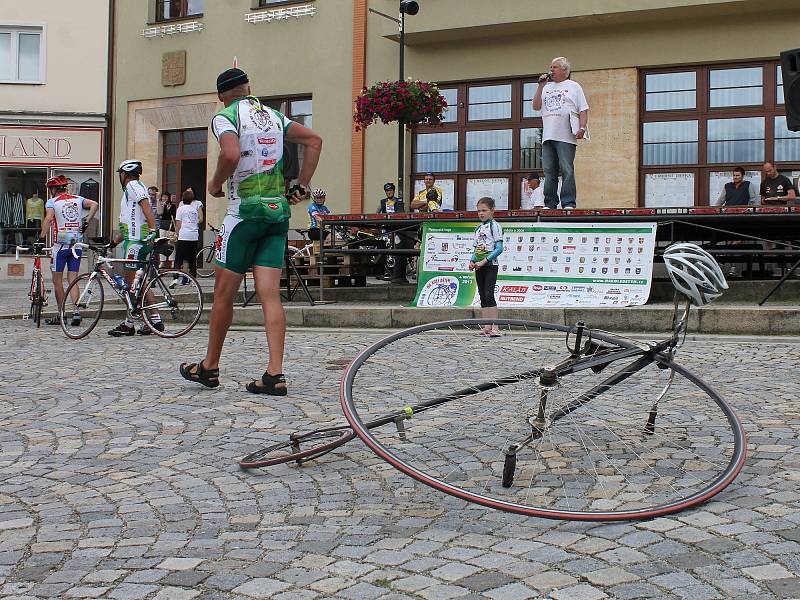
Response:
[1,322,799,599]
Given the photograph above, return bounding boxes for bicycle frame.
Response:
[242,297,697,468]
[73,244,168,317]
[16,244,52,324]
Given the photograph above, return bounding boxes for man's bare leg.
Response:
[201,265,244,370]
[51,271,65,309]
[66,271,80,304]
[251,265,286,392]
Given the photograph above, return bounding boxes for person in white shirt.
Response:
[532,56,589,209]
[174,188,204,278]
[521,173,544,209]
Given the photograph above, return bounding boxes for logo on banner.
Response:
[419,276,459,307]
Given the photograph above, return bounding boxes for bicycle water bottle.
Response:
[112,273,128,291]
[131,268,144,294]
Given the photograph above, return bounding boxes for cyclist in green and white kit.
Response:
[180,68,322,394]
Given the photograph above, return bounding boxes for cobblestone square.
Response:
[1,322,799,599]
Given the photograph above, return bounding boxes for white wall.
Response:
[0,0,109,114]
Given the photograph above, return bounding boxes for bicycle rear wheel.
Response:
[341,319,746,521]
[195,245,215,278]
[60,273,105,339]
[141,270,203,338]
[239,428,355,469]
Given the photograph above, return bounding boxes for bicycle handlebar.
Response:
[71,241,112,259]
[15,245,52,260]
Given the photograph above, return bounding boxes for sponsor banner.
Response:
[412,222,657,308]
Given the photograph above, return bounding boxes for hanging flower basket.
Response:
[354,79,448,131]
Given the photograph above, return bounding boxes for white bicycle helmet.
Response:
[311,188,326,199]
[117,159,143,175]
[663,243,728,306]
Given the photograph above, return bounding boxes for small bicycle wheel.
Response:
[60,273,105,339]
[341,319,746,522]
[33,270,44,328]
[239,428,355,469]
[141,270,203,338]
[195,246,215,278]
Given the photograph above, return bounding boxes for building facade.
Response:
[112,0,800,235]
[0,0,110,276]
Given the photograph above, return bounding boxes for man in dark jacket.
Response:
[378,183,413,284]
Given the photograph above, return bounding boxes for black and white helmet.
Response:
[311,188,326,199]
[663,243,728,306]
[117,159,143,175]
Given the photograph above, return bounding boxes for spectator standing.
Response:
[761,161,798,205]
[469,197,504,337]
[147,186,162,230]
[377,182,411,283]
[158,192,177,267]
[713,167,758,206]
[533,56,589,209]
[174,188,204,278]
[411,172,443,212]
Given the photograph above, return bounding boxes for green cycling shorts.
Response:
[122,240,152,271]
[215,215,289,274]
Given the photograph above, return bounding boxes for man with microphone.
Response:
[532,57,589,210]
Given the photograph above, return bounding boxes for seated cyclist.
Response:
[39,175,99,326]
[307,188,330,241]
[107,159,161,337]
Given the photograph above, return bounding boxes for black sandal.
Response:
[246,371,287,396]
[180,361,220,388]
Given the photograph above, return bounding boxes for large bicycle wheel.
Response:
[195,245,215,278]
[60,273,105,339]
[141,270,203,338]
[341,319,746,522]
[238,428,355,469]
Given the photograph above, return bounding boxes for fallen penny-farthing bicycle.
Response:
[239,243,747,522]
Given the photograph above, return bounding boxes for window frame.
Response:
[162,127,208,200]
[256,0,315,8]
[412,77,544,210]
[154,0,204,23]
[638,60,797,207]
[0,24,45,84]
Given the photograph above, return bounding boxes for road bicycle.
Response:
[15,243,52,328]
[238,243,747,522]
[195,224,221,278]
[58,238,203,339]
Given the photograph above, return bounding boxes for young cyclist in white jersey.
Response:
[107,159,161,336]
[469,197,504,337]
[180,68,322,394]
[39,175,99,326]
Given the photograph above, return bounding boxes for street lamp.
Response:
[369,1,420,202]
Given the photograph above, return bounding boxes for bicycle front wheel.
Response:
[195,245,215,278]
[60,273,105,339]
[141,270,203,338]
[341,319,746,522]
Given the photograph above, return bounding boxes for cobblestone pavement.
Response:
[1,321,799,600]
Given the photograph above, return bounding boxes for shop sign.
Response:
[0,126,103,167]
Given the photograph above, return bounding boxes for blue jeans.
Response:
[542,140,577,208]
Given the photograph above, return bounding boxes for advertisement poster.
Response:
[413,222,657,308]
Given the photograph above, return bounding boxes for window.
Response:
[465,130,512,171]
[640,61,797,206]
[162,128,208,198]
[415,132,458,173]
[709,67,762,108]
[775,116,800,162]
[156,0,203,22]
[412,79,547,209]
[259,0,313,5]
[0,26,43,83]
[468,84,511,121]
[707,117,764,163]
[643,121,698,165]
[645,72,696,111]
